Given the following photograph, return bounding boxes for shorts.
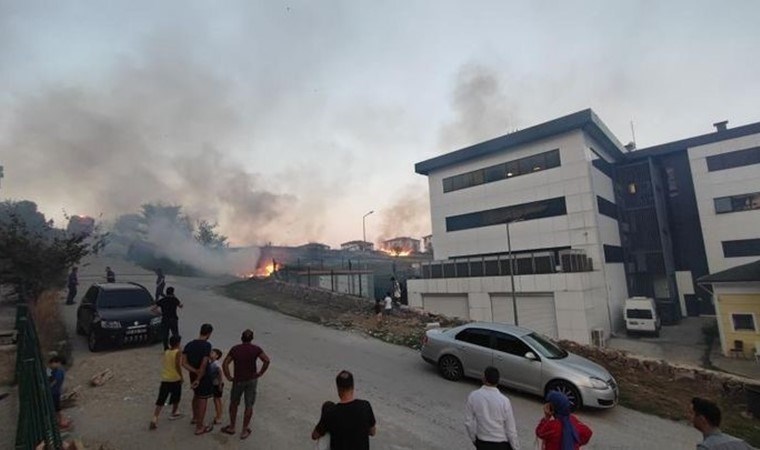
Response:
[52,394,61,412]
[213,383,224,399]
[230,379,258,408]
[190,373,214,399]
[155,381,182,406]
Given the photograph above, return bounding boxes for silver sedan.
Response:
[420,322,618,409]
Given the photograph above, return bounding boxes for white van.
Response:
[624,297,661,337]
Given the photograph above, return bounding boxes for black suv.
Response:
[76,282,162,352]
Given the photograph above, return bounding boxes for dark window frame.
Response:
[455,328,493,348]
[446,197,567,232]
[442,149,561,193]
[706,146,760,172]
[603,244,624,263]
[714,191,760,215]
[597,196,618,220]
[731,313,756,332]
[722,239,760,258]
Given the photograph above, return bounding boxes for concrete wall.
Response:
[688,133,760,273]
[408,271,612,345]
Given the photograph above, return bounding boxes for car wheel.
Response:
[546,380,582,411]
[654,329,661,338]
[88,331,101,352]
[438,355,463,381]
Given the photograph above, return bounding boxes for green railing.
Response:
[15,294,63,450]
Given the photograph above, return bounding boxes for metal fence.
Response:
[419,249,593,279]
[15,291,63,450]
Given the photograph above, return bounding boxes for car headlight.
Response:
[150,317,162,326]
[101,320,122,329]
[589,377,609,390]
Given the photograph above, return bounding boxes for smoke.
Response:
[438,64,521,150]
[144,216,259,276]
[375,184,431,243]
[0,46,299,246]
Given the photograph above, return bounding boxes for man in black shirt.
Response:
[182,323,214,435]
[153,287,183,350]
[312,370,376,450]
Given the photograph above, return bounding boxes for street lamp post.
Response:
[506,219,523,326]
[362,210,374,250]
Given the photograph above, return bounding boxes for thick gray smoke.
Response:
[0,48,296,248]
[375,184,431,244]
[438,64,521,150]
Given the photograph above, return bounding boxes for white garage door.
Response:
[490,294,558,338]
[422,294,470,320]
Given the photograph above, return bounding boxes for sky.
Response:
[1,0,759,248]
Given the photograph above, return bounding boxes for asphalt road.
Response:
[62,256,702,450]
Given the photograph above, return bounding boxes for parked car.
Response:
[420,322,618,409]
[76,282,162,352]
[624,296,661,337]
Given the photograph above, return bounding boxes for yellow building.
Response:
[700,259,760,358]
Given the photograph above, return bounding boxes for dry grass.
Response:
[29,290,71,364]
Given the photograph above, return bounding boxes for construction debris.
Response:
[90,369,113,387]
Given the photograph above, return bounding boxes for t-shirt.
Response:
[50,367,65,397]
[209,360,222,385]
[384,296,392,310]
[316,399,375,450]
[161,349,182,382]
[183,339,212,373]
[156,296,181,321]
[228,343,263,382]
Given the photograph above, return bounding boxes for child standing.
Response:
[150,335,184,430]
[48,356,70,430]
[210,348,224,425]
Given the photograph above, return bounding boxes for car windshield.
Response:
[522,332,568,359]
[627,309,653,319]
[98,289,153,309]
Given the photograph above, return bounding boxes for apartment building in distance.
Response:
[408,109,760,345]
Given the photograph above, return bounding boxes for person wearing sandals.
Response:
[221,328,271,440]
[181,323,215,436]
[210,348,225,426]
[150,335,184,430]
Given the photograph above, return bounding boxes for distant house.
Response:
[341,240,374,252]
[380,237,421,255]
[422,234,433,253]
[699,259,760,358]
[297,242,331,252]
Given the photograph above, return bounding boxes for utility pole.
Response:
[362,210,374,250]
[505,219,523,326]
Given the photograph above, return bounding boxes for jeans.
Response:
[161,319,179,350]
[66,287,77,304]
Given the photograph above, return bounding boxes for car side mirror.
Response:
[525,352,539,361]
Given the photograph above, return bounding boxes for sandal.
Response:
[213,419,222,425]
[240,428,252,440]
[220,425,235,435]
[195,425,214,436]
[149,421,157,431]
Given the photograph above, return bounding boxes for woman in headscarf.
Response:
[536,391,592,450]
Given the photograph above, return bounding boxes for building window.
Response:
[706,146,760,172]
[442,149,561,193]
[627,183,637,194]
[446,197,567,232]
[714,192,760,215]
[603,245,624,263]
[722,239,760,258]
[597,196,618,220]
[731,313,756,332]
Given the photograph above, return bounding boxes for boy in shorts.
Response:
[210,348,224,425]
[150,335,184,430]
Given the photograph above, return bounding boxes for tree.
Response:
[195,219,228,249]
[0,201,107,296]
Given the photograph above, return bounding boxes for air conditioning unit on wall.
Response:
[591,328,606,348]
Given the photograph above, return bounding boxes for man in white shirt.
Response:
[383,292,393,315]
[465,367,520,450]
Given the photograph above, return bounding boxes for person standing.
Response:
[48,356,70,430]
[374,298,383,325]
[690,397,752,449]
[465,367,520,450]
[65,267,78,305]
[221,329,271,440]
[149,335,184,430]
[391,277,402,305]
[155,268,166,300]
[383,292,392,317]
[535,391,592,450]
[153,286,183,350]
[105,266,115,283]
[311,370,376,450]
[181,323,215,436]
